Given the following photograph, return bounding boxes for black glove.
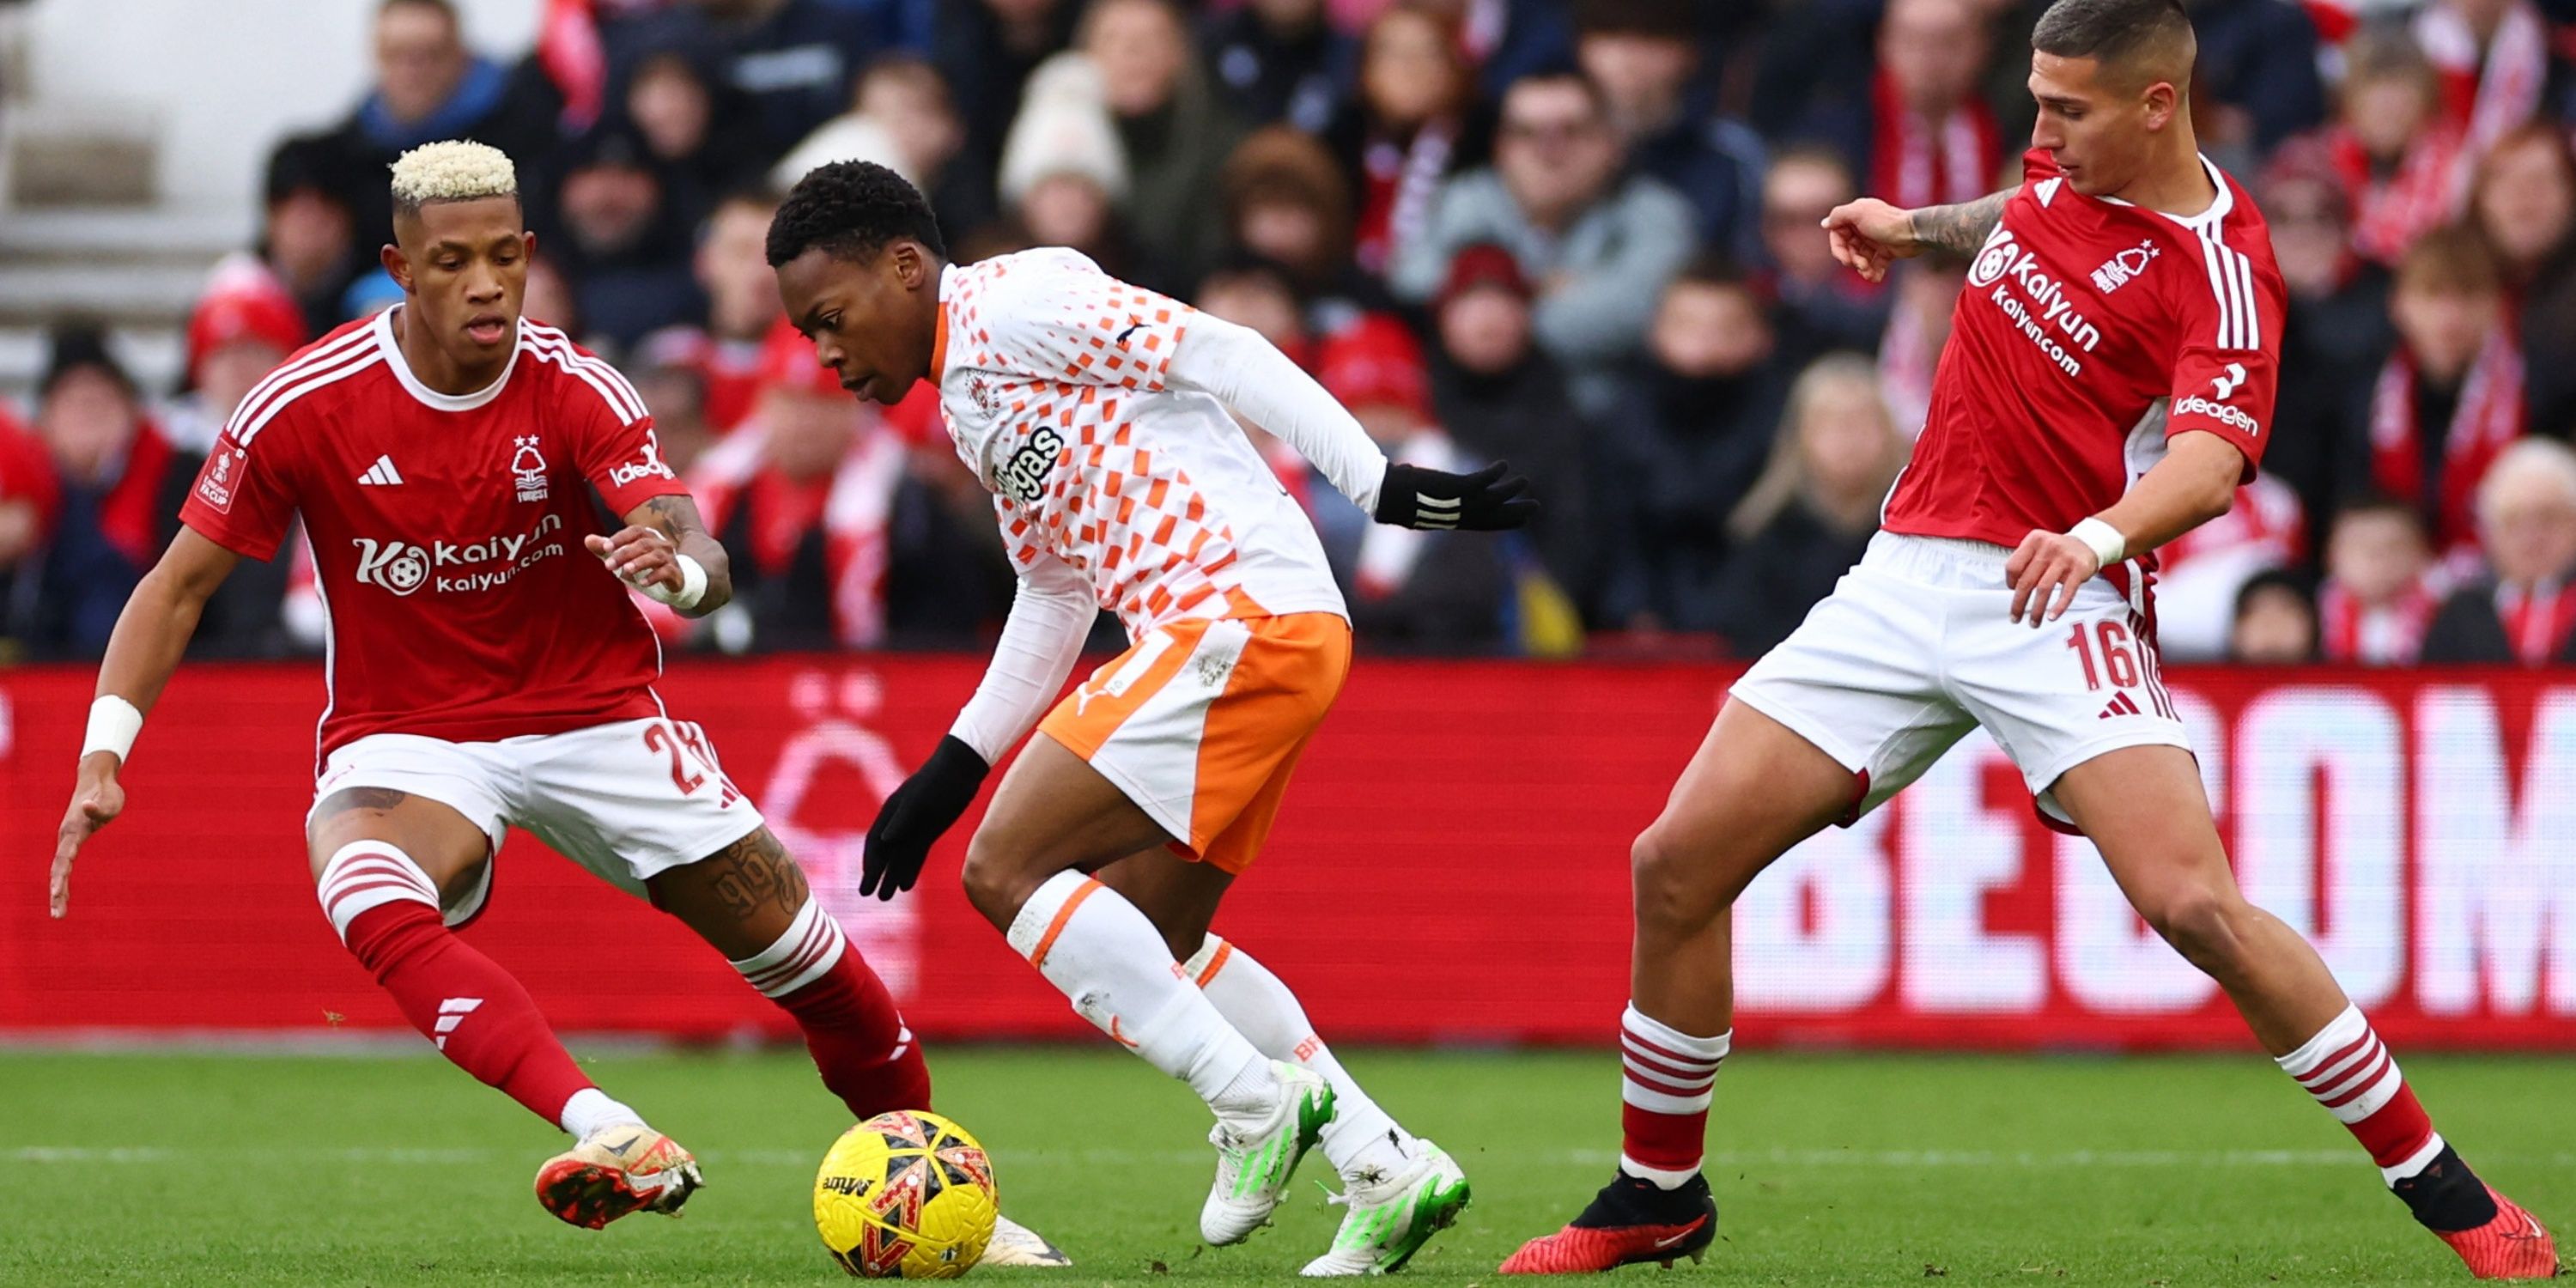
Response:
[860,735,991,900]
[1372,460,1540,531]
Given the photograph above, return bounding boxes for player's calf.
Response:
[319,840,630,1134]
[728,893,931,1118]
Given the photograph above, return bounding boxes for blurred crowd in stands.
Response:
[6,0,2576,666]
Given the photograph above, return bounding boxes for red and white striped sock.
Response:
[2275,1004,2444,1183]
[319,841,612,1133]
[1619,1002,1730,1188]
[731,896,931,1119]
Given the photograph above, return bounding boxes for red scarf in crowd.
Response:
[2370,328,2524,562]
[1355,118,1460,276]
[90,421,173,568]
[2415,0,2549,150]
[1871,71,2000,211]
[2323,123,2470,266]
[687,423,907,647]
[2494,578,2576,664]
[2318,577,2441,665]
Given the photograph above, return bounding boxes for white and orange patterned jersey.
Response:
[933,248,1346,637]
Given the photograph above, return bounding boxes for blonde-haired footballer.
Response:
[769,160,1537,1275]
[50,141,1065,1262]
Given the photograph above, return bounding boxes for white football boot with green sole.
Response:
[1301,1142,1472,1276]
[1200,1062,1337,1245]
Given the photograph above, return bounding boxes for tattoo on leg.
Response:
[702,829,811,924]
[315,787,410,818]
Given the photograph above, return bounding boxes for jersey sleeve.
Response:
[2163,232,2287,481]
[179,404,302,562]
[971,260,1193,392]
[552,343,689,514]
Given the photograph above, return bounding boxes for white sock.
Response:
[1184,935,1417,1182]
[558,1087,645,1139]
[1007,872,1277,1129]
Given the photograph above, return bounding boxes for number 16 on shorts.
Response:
[2064,619,2175,720]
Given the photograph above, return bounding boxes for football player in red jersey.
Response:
[1504,2,2557,1278]
[46,140,1066,1264]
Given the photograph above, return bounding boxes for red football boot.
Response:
[1500,1173,1716,1274]
[2433,1186,2561,1280]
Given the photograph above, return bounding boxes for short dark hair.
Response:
[766,160,947,269]
[2031,0,2194,87]
[1500,64,1612,121]
[1574,0,1696,43]
[1671,252,1757,295]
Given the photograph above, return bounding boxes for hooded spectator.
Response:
[1322,4,1494,280]
[1202,0,1352,134]
[993,52,1134,276]
[1425,244,1591,606]
[2306,28,2470,267]
[1596,259,1788,631]
[2472,122,2576,438]
[1309,315,1509,648]
[15,329,188,658]
[2369,225,2524,569]
[2316,496,2442,665]
[1391,68,1696,416]
[1220,126,1390,323]
[1760,145,1890,364]
[2229,568,2319,665]
[2424,438,2576,664]
[1710,353,1907,654]
[258,136,367,339]
[1074,0,1243,294]
[1573,0,1764,257]
[543,125,706,350]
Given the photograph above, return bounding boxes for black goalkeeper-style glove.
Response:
[860,735,991,901]
[1372,460,1541,531]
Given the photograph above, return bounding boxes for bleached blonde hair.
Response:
[389,140,518,218]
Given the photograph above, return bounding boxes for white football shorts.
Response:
[307,715,765,925]
[1729,532,2189,830]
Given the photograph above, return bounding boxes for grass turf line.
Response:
[0,1048,2567,1285]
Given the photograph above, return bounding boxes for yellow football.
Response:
[814,1110,999,1279]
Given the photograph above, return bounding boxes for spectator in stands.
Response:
[2259,153,2390,550]
[1760,145,1889,365]
[933,0,1079,173]
[542,126,705,351]
[1309,315,1508,648]
[629,331,719,480]
[2316,496,2442,665]
[2229,568,2319,665]
[1595,259,1788,632]
[1201,0,1351,135]
[17,330,187,659]
[2411,0,2556,153]
[258,137,367,340]
[2151,476,2308,660]
[780,58,994,239]
[0,405,56,613]
[655,190,787,434]
[1710,353,1906,656]
[1221,127,1384,319]
[1424,244,1591,608]
[2370,225,2525,570]
[2310,28,2469,267]
[2424,438,2576,665]
[2472,122,2576,438]
[662,0,888,161]
[1322,3,1493,279]
[320,0,559,242]
[1822,0,2003,214]
[1078,0,1242,295]
[1573,0,1764,258]
[1876,256,1964,439]
[522,253,584,341]
[1392,68,1696,416]
[1195,257,1313,369]
[1449,0,1576,100]
[683,322,981,650]
[994,53,1133,278]
[2184,0,2330,162]
[624,46,768,228]
[160,263,310,657]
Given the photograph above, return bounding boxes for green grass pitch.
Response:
[0,1048,2567,1285]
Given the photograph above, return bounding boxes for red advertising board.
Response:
[3,657,2573,1049]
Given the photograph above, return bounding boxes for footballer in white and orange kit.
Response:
[770,160,1536,1275]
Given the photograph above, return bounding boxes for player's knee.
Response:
[2143,884,2254,977]
[1631,825,1722,933]
[958,837,1042,928]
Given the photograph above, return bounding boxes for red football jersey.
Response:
[179,310,690,769]
[1881,151,2286,562]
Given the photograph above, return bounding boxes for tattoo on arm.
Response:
[637,495,702,543]
[703,827,811,925]
[1909,190,2012,256]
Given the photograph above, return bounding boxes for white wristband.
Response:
[2069,517,2127,569]
[644,553,708,611]
[82,695,143,764]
